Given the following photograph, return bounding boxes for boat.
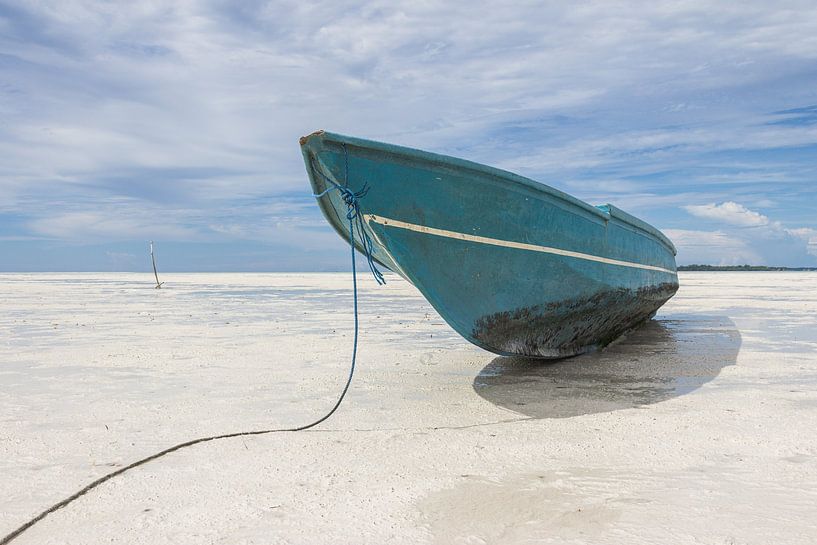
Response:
[300,130,679,358]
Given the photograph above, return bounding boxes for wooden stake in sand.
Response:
[149,241,163,289]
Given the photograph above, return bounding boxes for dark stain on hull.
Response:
[472,282,679,358]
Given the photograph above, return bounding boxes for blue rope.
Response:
[312,158,385,286]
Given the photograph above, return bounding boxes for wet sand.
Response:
[1,272,816,544]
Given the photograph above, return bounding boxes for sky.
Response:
[1,1,816,271]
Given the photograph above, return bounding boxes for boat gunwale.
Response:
[300,130,678,257]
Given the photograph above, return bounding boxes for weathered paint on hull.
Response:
[472,283,678,357]
[300,130,679,358]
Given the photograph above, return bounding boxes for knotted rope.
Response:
[312,143,385,286]
[314,180,385,286]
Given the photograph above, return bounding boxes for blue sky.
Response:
[1,1,816,271]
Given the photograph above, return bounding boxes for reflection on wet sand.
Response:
[473,315,741,418]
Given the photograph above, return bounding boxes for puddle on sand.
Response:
[418,462,813,545]
[418,470,624,544]
[473,315,741,419]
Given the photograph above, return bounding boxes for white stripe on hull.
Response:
[364,214,676,275]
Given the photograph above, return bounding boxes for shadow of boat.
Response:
[472,315,741,419]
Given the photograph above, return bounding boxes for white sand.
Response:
[1,272,816,544]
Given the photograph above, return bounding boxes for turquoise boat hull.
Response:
[300,131,679,358]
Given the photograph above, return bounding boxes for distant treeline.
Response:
[678,264,817,271]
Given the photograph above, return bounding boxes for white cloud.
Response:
[28,210,199,241]
[663,229,760,265]
[789,227,817,257]
[683,201,770,227]
[677,201,817,266]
